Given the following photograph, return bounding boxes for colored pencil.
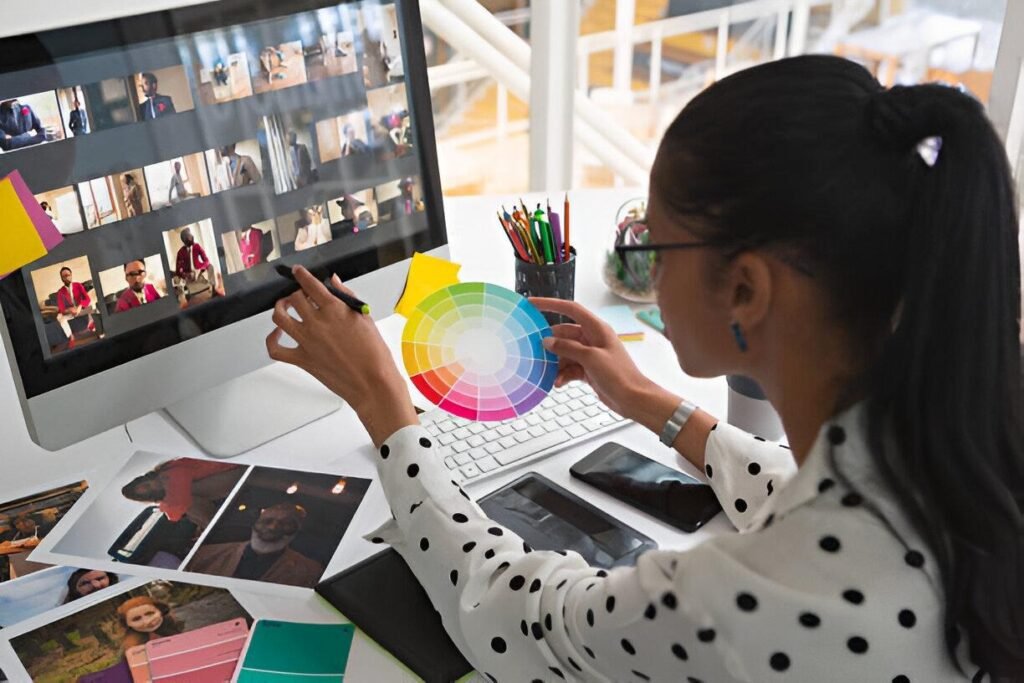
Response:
[549,209,564,264]
[563,194,571,261]
[498,212,529,261]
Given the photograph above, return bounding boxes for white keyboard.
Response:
[420,382,629,484]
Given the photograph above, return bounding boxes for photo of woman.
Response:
[64,569,119,604]
[116,595,183,650]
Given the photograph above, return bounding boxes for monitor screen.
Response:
[0,0,445,400]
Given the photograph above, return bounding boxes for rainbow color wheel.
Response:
[402,282,559,421]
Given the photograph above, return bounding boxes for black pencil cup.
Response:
[514,248,576,326]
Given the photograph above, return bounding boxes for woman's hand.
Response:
[531,298,667,421]
[265,266,418,447]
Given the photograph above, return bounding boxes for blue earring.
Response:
[730,321,748,352]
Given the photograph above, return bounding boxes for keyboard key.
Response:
[444,456,457,469]
[467,435,485,448]
[437,420,458,433]
[461,463,481,479]
[581,394,598,405]
[569,410,590,422]
[514,432,532,443]
[540,409,557,421]
[541,420,560,433]
[426,424,440,436]
[477,456,499,472]
[566,424,587,438]
[468,423,486,434]
[512,419,528,430]
[438,446,455,458]
[525,414,542,426]
[497,425,515,436]
[454,452,472,466]
[453,427,472,439]
[567,388,584,399]
[495,430,571,465]
[484,442,504,454]
[567,399,584,410]
[556,415,574,427]
[470,448,489,460]
[584,406,602,417]
[527,425,546,438]
[438,433,456,446]
[499,436,517,448]
[481,429,500,442]
[453,442,471,453]
[582,413,617,430]
[554,405,571,416]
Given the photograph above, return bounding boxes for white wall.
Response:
[0,0,211,38]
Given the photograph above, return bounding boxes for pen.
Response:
[274,264,370,315]
[563,193,571,261]
[534,205,553,263]
[549,207,564,264]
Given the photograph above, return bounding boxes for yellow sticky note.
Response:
[394,252,462,317]
[0,178,47,277]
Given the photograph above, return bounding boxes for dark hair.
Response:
[59,266,71,275]
[121,471,163,501]
[64,569,119,603]
[652,55,1023,675]
[124,260,145,271]
[141,72,157,84]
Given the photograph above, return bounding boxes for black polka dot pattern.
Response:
[898,609,916,628]
[770,652,790,671]
[406,463,419,477]
[705,464,714,478]
[450,570,458,585]
[748,462,761,475]
[509,575,525,591]
[819,535,841,552]
[662,592,678,609]
[621,638,636,655]
[799,612,820,628]
[452,512,468,523]
[736,592,757,611]
[419,437,432,448]
[606,596,616,612]
[490,637,506,653]
[671,643,688,660]
[843,589,865,605]
[735,498,748,513]
[487,527,503,536]
[697,628,716,643]
[529,579,542,593]
[644,603,657,620]
[847,636,869,654]
[379,444,390,459]
[419,537,429,551]
[818,478,835,493]
[905,550,925,568]
[483,549,495,559]
[462,541,476,552]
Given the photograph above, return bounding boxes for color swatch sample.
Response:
[234,620,354,682]
[402,282,558,421]
[0,170,64,278]
[145,618,249,682]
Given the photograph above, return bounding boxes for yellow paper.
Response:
[0,179,47,276]
[393,252,462,317]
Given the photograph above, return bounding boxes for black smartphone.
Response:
[571,442,722,532]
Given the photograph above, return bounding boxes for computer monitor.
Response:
[0,0,447,454]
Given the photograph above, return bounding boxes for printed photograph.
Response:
[10,580,251,683]
[0,482,88,586]
[276,204,332,252]
[35,186,85,236]
[376,175,426,222]
[258,110,319,194]
[184,467,370,588]
[0,91,66,152]
[98,256,168,316]
[222,219,281,274]
[204,139,265,193]
[131,66,195,121]
[56,80,137,136]
[78,169,152,228]
[161,220,226,309]
[28,257,104,355]
[326,188,377,236]
[192,30,255,105]
[358,4,403,88]
[52,454,247,570]
[367,82,412,160]
[0,566,123,628]
[316,109,370,163]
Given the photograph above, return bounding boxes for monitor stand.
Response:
[163,362,343,458]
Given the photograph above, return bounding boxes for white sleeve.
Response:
[702,421,798,531]
[365,425,740,682]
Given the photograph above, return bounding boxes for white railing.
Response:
[577,0,839,96]
[422,0,844,187]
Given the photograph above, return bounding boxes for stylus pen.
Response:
[274,264,370,315]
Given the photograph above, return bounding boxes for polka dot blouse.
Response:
[366,403,985,681]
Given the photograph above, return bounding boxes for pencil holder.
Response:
[514,248,576,326]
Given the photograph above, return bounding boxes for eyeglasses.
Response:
[614,240,716,286]
[126,270,146,278]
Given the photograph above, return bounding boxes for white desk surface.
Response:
[0,187,732,681]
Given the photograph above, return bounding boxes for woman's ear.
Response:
[726,251,773,336]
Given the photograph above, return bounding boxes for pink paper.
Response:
[7,169,63,250]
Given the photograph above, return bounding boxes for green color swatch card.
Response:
[235,620,355,682]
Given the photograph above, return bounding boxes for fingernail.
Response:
[542,338,555,350]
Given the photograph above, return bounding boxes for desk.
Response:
[0,188,731,681]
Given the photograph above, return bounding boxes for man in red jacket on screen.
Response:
[115,259,161,313]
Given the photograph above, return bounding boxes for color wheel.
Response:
[402,282,559,421]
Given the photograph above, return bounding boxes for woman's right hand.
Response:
[530,298,660,419]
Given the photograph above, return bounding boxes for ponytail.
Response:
[652,56,1024,676]
[864,84,1024,675]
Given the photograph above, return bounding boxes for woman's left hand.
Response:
[265,266,418,447]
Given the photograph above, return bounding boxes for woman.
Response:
[266,56,1023,681]
[293,207,331,251]
[64,569,118,603]
[122,173,143,217]
[116,596,182,650]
